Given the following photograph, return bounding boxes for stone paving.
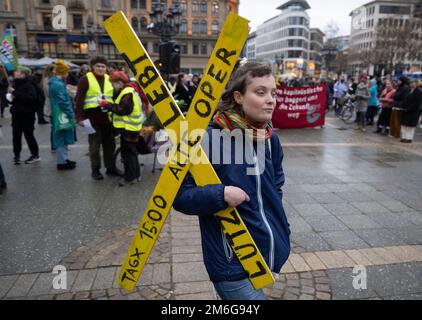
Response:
[1,113,422,300]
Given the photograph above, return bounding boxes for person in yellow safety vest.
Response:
[75,56,122,181]
[100,71,145,187]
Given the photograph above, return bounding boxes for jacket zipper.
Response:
[221,229,233,263]
[254,149,275,271]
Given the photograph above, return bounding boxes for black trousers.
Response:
[0,162,5,188]
[0,92,7,117]
[366,105,378,125]
[377,108,392,129]
[121,137,140,182]
[12,113,39,159]
[88,125,116,171]
[356,111,366,128]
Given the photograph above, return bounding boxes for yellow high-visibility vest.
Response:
[112,86,144,132]
[84,72,114,110]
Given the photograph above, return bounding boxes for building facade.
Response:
[309,28,324,77]
[254,0,322,78]
[0,0,239,73]
[244,31,256,60]
[349,0,420,75]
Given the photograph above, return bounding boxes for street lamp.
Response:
[86,16,97,57]
[148,1,182,78]
[149,1,182,42]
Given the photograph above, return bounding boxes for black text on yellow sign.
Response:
[104,11,275,292]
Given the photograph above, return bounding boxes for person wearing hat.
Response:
[101,71,144,186]
[75,56,120,180]
[10,66,41,165]
[354,76,370,132]
[400,78,422,143]
[48,60,77,170]
[391,76,410,138]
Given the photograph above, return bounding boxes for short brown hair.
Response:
[90,56,108,67]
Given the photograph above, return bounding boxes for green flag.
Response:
[0,32,18,71]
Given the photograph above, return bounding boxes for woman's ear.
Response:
[233,91,243,105]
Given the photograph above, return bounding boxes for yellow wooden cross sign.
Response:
[104,11,275,292]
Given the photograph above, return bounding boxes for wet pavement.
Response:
[0,111,421,300]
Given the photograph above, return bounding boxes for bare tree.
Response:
[373,17,422,73]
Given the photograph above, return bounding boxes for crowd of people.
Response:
[277,73,422,142]
[0,56,209,193]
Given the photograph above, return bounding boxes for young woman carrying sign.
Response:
[174,62,291,300]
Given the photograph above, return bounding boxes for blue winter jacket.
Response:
[173,123,291,283]
[369,84,379,107]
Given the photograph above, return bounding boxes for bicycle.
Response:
[339,95,356,124]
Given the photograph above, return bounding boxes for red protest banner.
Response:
[272,84,327,129]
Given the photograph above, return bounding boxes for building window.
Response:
[180,0,187,12]
[201,43,207,55]
[193,43,199,54]
[73,15,83,30]
[379,5,411,15]
[181,43,188,54]
[200,20,207,34]
[192,1,199,13]
[132,17,139,32]
[100,44,118,59]
[43,14,52,31]
[131,0,138,9]
[193,20,199,33]
[139,0,146,9]
[72,42,88,54]
[40,42,57,56]
[212,1,219,15]
[212,21,219,34]
[153,42,159,54]
[180,19,187,34]
[140,17,148,31]
[201,1,207,14]
[101,0,111,7]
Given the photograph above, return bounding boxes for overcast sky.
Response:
[239,0,370,36]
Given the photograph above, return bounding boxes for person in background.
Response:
[102,71,145,186]
[375,80,396,136]
[0,65,9,118]
[333,78,348,115]
[75,56,121,180]
[366,79,379,126]
[41,65,56,151]
[419,80,422,129]
[49,60,77,170]
[0,162,6,195]
[10,66,41,165]
[354,76,370,132]
[32,67,48,125]
[391,77,410,138]
[174,73,192,113]
[400,79,422,144]
[348,77,357,95]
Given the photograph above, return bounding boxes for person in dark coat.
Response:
[174,73,192,113]
[10,66,41,165]
[400,79,422,143]
[0,65,9,118]
[391,77,410,138]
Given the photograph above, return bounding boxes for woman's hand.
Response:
[224,186,250,208]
